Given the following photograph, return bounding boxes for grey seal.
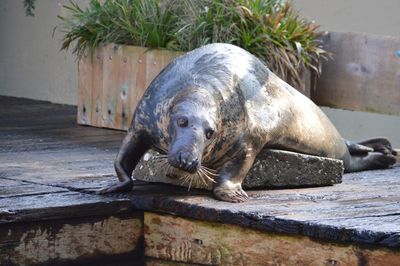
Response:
[100,43,397,202]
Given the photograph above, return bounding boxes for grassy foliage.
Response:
[24,0,36,16]
[174,0,329,88]
[57,0,329,88]
[57,0,178,59]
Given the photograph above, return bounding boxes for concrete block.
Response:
[134,149,343,190]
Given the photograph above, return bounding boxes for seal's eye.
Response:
[177,117,188,128]
[205,128,214,139]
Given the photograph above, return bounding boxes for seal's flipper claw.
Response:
[213,182,249,203]
[370,153,397,169]
[357,138,395,155]
[346,141,374,155]
[97,180,134,194]
[346,152,397,172]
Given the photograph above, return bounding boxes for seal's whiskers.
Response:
[199,167,217,183]
[153,154,168,161]
[201,166,219,177]
[151,156,218,190]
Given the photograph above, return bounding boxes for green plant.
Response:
[57,0,178,58]
[24,0,36,16]
[58,0,328,88]
[174,0,328,88]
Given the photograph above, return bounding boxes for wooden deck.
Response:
[1,96,399,265]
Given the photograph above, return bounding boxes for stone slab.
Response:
[134,149,344,190]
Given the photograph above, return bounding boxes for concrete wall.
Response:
[0,0,85,105]
[322,107,400,146]
[0,0,399,146]
[292,0,400,146]
[292,0,400,36]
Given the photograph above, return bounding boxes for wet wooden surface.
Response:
[0,96,399,265]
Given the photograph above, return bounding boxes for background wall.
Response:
[0,0,87,105]
[0,0,399,145]
[293,0,400,36]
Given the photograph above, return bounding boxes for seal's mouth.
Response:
[154,153,218,189]
[168,152,200,174]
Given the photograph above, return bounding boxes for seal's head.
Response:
[167,88,218,173]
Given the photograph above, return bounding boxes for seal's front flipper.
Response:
[213,146,258,203]
[213,180,248,203]
[98,130,149,194]
[98,180,133,194]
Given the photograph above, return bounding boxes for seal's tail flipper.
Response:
[344,138,398,172]
[357,138,397,156]
[345,140,374,155]
[395,149,400,165]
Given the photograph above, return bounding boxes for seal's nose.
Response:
[168,152,200,173]
[185,158,199,173]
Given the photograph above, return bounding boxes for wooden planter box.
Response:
[77,44,313,131]
[77,44,182,130]
[77,33,400,132]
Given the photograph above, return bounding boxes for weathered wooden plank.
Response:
[144,212,400,266]
[0,164,115,190]
[102,45,145,130]
[127,166,400,248]
[0,135,122,151]
[0,192,131,224]
[91,45,105,128]
[146,258,200,266]
[0,213,143,266]
[313,32,400,115]
[0,130,122,143]
[144,48,182,89]
[0,140,118,153]
[0,180,68,198]
[0,149,115,165]
[101,44,120,129]
[77,51,93,125]
[76,45,181,130]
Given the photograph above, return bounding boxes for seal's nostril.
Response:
[178,152,182,164]
[177,116,189,128]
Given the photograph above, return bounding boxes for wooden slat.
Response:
[77,51,93,125]
[313,32,400,115]
[101,44,119,129]
[131,47,182,130]
[0,191,131,224]
[120,45,148,130]
[144,212,400,266]
[0,180,68,199]
[91,45,105,127]
[146,258,199,266]
[101,45,147,130]
[0,214,143,265]
[78,45,181,130]
[127,166,400,249]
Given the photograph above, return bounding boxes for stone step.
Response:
[134,149,344,190]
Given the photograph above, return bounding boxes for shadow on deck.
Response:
[1,96,399,265]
